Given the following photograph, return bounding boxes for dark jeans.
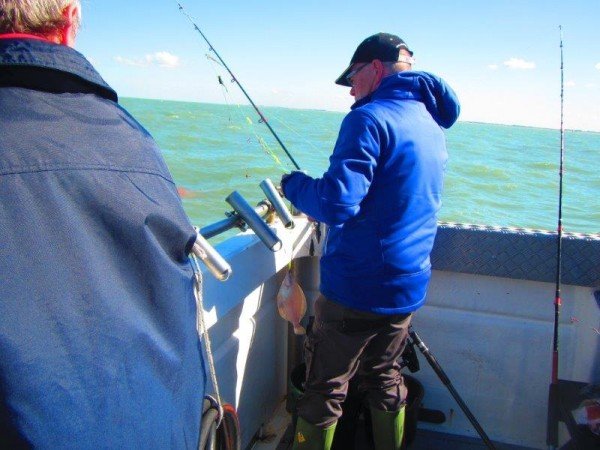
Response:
[297,295,412,427]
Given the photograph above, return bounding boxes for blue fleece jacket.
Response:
[283,71,460,314]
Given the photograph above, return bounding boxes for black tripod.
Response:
[403,326,497,450]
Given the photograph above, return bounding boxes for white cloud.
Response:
[565,80,576,87]
[595,62,600,71]
[585,83,597,89]
[114,51,180,69]
[487,64,499,70]
[149,52,179,68]
[503,58,535,70]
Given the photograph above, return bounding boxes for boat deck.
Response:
[251,401,537,450]
[271,419,536,450]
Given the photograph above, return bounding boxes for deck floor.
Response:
[269,420,536,450]
[251,412,539,450]
[250,400,537,450]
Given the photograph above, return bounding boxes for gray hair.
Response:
[0,0,81,35]
[382,63,411,76]
[382,49,414,75]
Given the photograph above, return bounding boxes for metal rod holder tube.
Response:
[260,178,294,229]
[226,191,282,252]
[191,231,232,281]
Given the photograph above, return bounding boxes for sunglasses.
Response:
[345,62,371,86]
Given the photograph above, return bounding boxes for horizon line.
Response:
[120,96,600,134]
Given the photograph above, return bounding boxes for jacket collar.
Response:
[350,94,372,110]
[0,36,117,101]
[0,33,51,42]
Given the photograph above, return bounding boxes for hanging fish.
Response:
[276,270,307,335]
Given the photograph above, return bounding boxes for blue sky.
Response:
[76,0,600,131]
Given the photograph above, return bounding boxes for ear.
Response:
[59,3,80,47]
[372,59,386,84]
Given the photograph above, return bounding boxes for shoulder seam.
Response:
[0,164,175,184]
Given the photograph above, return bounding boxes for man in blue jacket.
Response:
[0,1,204,447]
[282,33,460,449]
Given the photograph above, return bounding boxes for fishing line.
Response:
[269,114,327,154]
[205,54,232,118]
[204,53,284,169]
[173,1,301,170]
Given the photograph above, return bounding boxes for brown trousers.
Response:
[297,295,412,427]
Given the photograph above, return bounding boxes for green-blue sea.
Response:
[122,98,600,235]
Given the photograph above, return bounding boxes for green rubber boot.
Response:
[292,417,337,450]
[370,405,406,450]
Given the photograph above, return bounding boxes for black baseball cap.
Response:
[335,32,414,87]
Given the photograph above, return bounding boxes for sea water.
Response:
[122,98,599,235]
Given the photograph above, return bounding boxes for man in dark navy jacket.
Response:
[282,33,460,449]
[0,1,205,447]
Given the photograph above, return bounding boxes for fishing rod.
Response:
[546,25,565,450]
[174,1,301,170]
[408,328,497,449]
[551,25,565,389]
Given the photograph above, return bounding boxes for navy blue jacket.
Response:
[0,37,205,448]
[283,72,460,314]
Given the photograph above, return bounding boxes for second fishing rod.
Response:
[175,1,301,171]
